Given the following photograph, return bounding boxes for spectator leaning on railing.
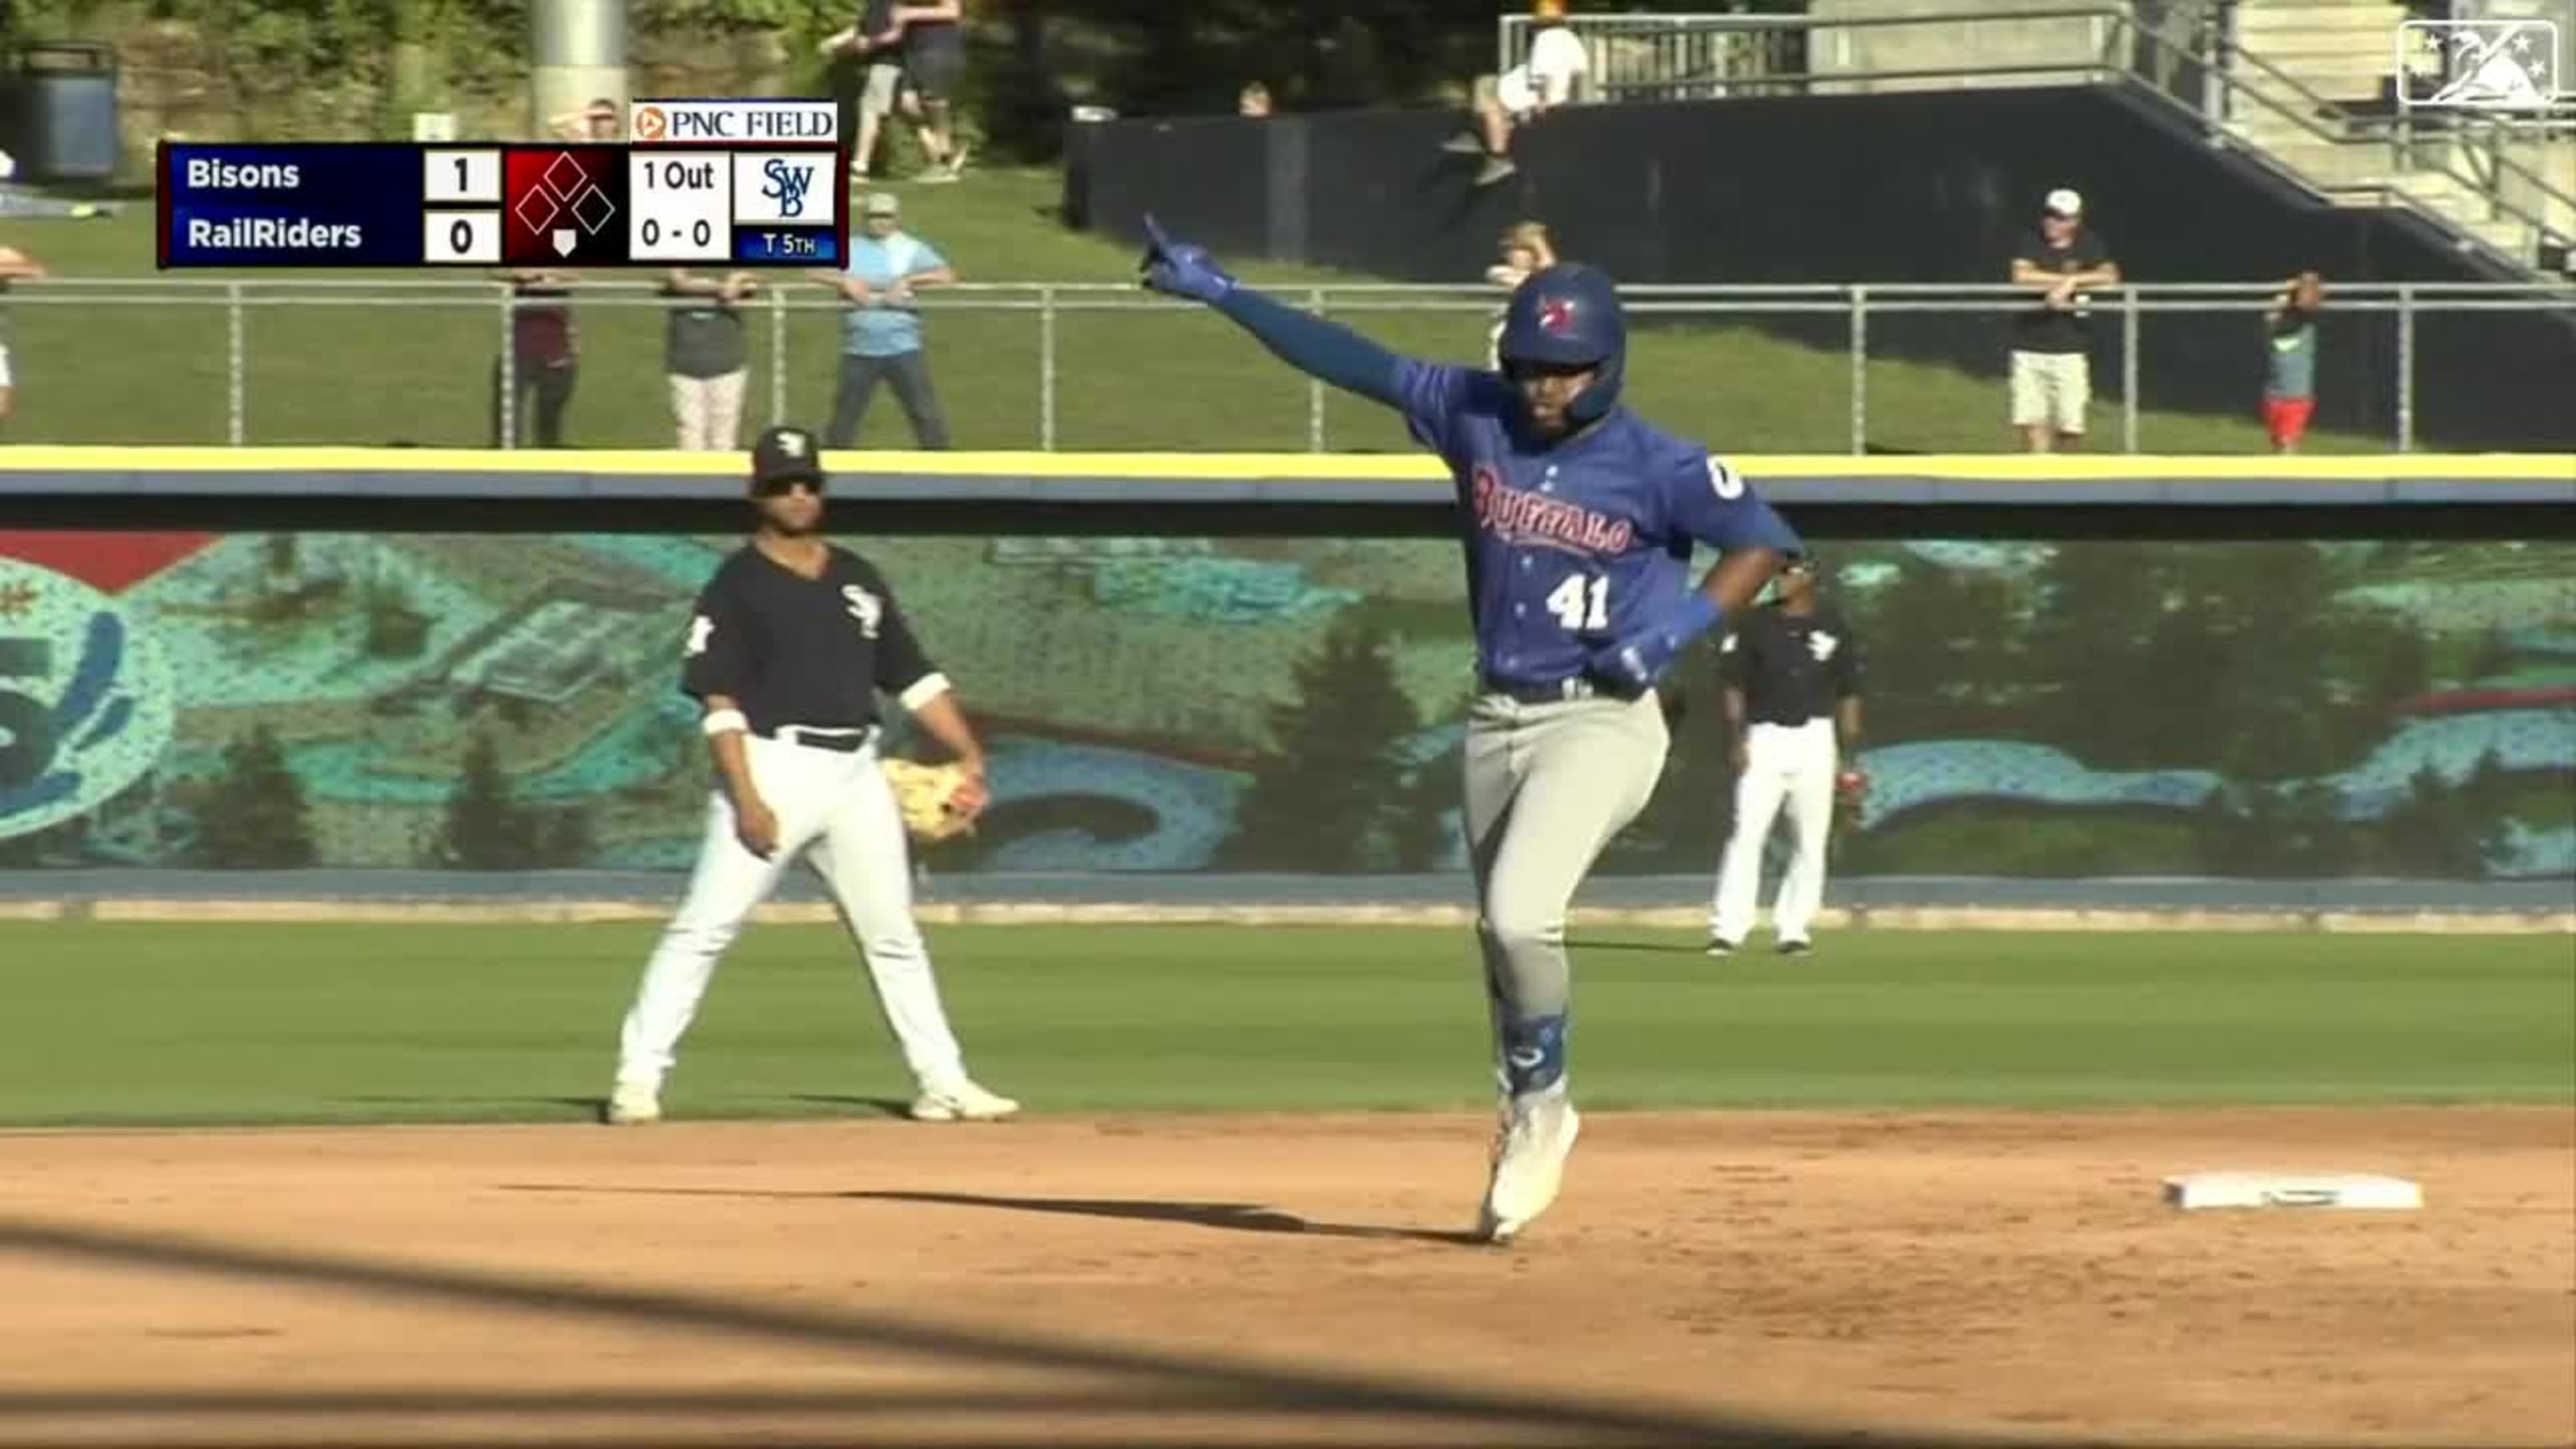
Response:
[1446,0,1590,188]
[2007,186,2121,454]
[810,191,956,449]
[491,267,583,449]
[663,268,761,452]
[0,236,47,428]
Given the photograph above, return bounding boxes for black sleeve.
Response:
[1718,616,1754,688]
[680,565,754,703]
[2084,231,2113,268]
[1831,614,1866,699]
[2012,231,2046,268]
[869,575,940,700]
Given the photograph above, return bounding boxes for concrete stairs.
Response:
[2213,0,2573,273]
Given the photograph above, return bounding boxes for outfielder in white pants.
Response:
[1710,719,1840,947]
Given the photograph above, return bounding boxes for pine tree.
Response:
[434,730,532,870]
[2360,621,2434,710]
[2379,763,2485,877]
[1219,615,1423,872]
[192,724,317,868]
[1857,560,2021,743]
[2026,541,2169,763]
[2467,627,2519,684]
[1388,684,1472,873]
[537,804,597,868]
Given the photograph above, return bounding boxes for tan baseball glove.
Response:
[880,759,981,844]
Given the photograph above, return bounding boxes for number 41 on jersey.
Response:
[1545,574,1608,632]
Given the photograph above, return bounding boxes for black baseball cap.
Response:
[750,425,825,492]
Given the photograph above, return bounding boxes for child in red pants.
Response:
[2263,272,2322,453]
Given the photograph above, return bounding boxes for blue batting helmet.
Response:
[1496,262,1627,424]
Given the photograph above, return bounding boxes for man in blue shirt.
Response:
[1138,216,1801,1245]
[808,191,954,449]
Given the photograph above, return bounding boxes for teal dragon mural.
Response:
[1,532,2568,880]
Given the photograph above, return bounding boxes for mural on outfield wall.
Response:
[0,531,2570,880]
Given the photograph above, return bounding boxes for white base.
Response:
[2163,1171,2423,1211]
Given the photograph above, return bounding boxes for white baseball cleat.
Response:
[603,1082,662,1125]
[1476,1092,1581,1244]
[910,1078,1021,1122]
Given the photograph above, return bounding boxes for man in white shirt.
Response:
[1446,0,1590,187]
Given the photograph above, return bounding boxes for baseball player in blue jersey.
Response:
[1138,217,1801,1244]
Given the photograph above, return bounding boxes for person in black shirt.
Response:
[1705,553,1865,957]
[2007,187,2121,454]
[606,424,1019,1125]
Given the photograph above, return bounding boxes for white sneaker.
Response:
[1476,1092,1580,1244]
[604,1081,662,1125]
[910,1078,1021,1122]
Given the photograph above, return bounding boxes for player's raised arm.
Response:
[1135,214,1415,410]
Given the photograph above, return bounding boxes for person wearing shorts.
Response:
[2007,187,2120,453]
[822,0,958,183]
[896,1,969,183]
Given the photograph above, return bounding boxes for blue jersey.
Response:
[1394,360,1800,687]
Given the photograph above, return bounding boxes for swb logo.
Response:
[735,152,834,226]
[761,158,813,220]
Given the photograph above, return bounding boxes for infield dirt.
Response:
[1,1106,2568,1446]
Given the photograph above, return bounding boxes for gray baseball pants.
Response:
[1462,688,1670,1099]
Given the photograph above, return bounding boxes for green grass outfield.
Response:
[0,922,2566,1128]
[2,168,2397,454]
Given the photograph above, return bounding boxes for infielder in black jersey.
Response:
[1706,553,1867,957]
[605,424,1020,1124]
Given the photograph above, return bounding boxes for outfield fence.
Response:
[2,278,2570,454]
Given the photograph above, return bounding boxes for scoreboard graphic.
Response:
[158,100,848,270]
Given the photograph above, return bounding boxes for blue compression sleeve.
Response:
[1213,287,1406,408]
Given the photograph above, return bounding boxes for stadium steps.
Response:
[2206,0,2573,275]
[2229,0,2413,103]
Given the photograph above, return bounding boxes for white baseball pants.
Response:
[1708,719,1839,944]
[615,730,971,1093]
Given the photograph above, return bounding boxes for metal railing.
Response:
[1498,6,2576,273]
[2,278,2570,455]
[1500,7,2124,100]
[1496,12,1805,101]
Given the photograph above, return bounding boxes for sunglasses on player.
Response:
[752,475,823,498]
